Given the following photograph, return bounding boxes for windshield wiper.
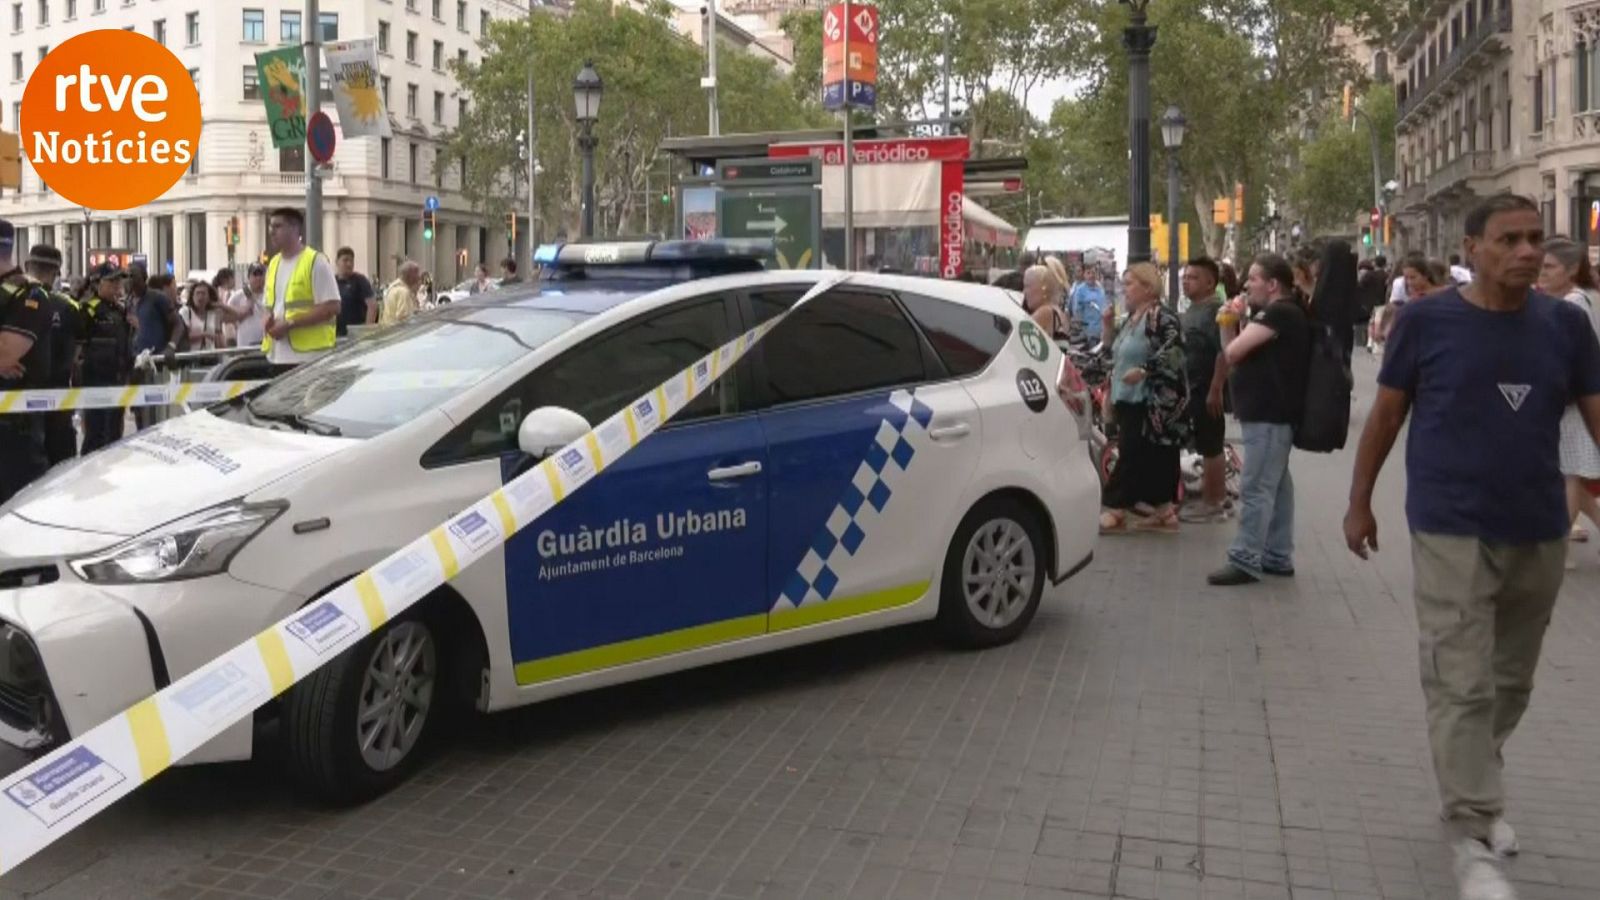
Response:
[245,399,343,436]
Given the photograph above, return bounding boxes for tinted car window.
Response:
[898,291,1012,377]
[425,297,735,465]
[746,288,927,405]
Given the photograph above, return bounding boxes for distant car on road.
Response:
[0,240,1098,803]
[437,277,501,305]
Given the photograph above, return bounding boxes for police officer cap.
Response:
[88,261,126,281]
[27,245,63,270]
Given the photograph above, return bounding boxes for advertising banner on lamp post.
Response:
[324,39,392,139]
[254,45,310,149]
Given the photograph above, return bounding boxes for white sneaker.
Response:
[1454,838,1518,900]
[1489,819,1519,857]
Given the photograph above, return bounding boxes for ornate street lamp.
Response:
[573,61,604,239]
[1122,0,1157,265]
[1160,105,1186,305]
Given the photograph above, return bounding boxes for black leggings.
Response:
[1102,402,1180,510]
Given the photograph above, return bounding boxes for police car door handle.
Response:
[928,422,971,441]
[707,461,763,481]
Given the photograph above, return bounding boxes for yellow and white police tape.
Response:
[0,381,271,413]
[0,275,847,877]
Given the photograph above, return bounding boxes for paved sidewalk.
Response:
[3,354,1598,900]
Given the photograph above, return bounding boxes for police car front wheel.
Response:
[938,497,1046,648]
[283,611,443,803]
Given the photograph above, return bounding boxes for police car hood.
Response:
[8,412,352,538]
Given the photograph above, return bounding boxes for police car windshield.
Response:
[229,305,585,439]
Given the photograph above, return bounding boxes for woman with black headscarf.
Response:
[1309,240,1359,362]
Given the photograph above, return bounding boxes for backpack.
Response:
[1294,319,1353,453]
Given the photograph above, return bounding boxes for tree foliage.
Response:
[1287,83,1396,235]
[447,0,827,238]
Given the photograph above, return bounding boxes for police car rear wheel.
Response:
[938,498,1045,648]
[283,612,442,804]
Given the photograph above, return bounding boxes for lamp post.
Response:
[1122,0,1157,265]
[1159,106,1185,307]
[573,61,603,239]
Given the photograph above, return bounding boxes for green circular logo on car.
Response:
[1017,320,1050,362]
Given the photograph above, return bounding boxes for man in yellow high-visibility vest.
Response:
[261,206,340,367]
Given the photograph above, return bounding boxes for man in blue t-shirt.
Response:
[1344,194,1600,900]
[1069,267,1108,341]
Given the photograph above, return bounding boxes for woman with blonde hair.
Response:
[1021,264,1070,339]
[1097,262,1190,532]
[1043,255,1070,307]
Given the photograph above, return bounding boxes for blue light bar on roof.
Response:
[534,238,776,268]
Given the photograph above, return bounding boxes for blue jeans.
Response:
[1228,422,1295,576]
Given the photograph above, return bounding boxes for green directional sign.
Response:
[718,190,820,270]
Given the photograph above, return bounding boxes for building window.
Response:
[36,44,45,62]
[457,48,467,69]
[10,3,19,32]
[1533,66,1545,132]
[92,0,101,12]
[406,30,417,63]
[480,10,488,36]
[380,137,392,179]
[458,97,467,123]
[377,21,390,53]
[380,74,391,107]
[281,11,300,43]
[406,0,416,10]
[10,52,20,82]
[406,82,417,117]
[1502,71,1511,149]
[186,11,199,45]
[320,12,337,41]
[243,9,264,43]
[1577,41,1600,114]
[243,65,259,99]
[188,67,199,96]
[432,40,443,70]
[280,145,304,174]
[409,142,418,183]
[431,0,441,19]
[153,18,165,45]
[35,0,44,26]
[433,90,443,123]
[456,0,466,30]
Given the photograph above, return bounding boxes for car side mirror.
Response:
[517,406,591,460]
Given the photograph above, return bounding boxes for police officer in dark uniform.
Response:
[80,261,132,454]
[0,219,56,503]
[22,245,82,465]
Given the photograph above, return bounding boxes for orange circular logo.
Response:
[20,29,202,211]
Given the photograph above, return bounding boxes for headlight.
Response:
[70,501,287,584]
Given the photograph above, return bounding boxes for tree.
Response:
[446,0,827,239]
[1288,83,1396,235]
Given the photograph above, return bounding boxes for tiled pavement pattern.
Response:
[3,354,1599,900]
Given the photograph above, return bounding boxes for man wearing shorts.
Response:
[1179,257,1230,522]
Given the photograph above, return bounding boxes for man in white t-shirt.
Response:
[228,262,269,348]
[262,207,340,366]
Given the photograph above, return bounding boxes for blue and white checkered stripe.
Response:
[774,388,936,611]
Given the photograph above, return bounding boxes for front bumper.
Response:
[0,570,297,760]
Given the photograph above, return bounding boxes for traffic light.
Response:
[457,248,468,266]
[223,216,241,247]
[505,210,517,242]
[1342,83,1353,121]
[422,208,436,242]
[660,191,670,205]
[1360,225,1372,247]
[0,131,21,189]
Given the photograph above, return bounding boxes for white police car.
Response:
[0,241,1098,800]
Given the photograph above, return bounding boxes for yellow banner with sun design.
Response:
[325,38,392,139]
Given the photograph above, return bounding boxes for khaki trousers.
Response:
[1411,533,1565,842]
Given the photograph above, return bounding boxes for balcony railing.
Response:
[1425,148,1495,198]
[1398,5,1512,124]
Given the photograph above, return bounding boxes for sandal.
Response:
[1132,507,1180,533]
[1572,526,1590,543]
[1099,510,1128,534]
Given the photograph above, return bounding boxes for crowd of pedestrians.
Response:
[0,207,518,504]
